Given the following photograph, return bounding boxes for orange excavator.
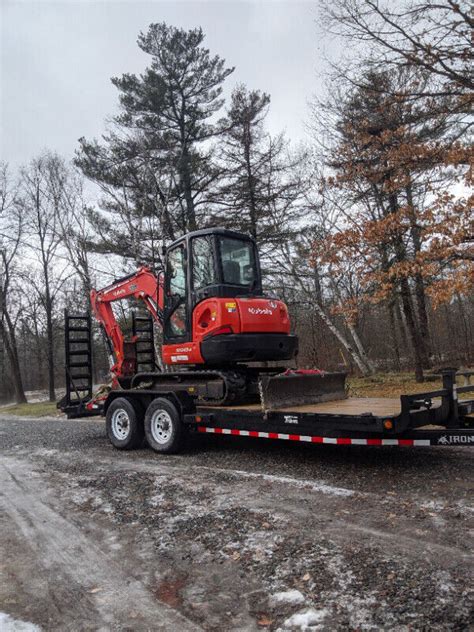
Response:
[61,228,345,414]
[91,228,297,383]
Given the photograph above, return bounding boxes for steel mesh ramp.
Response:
[132,313,158,373]
[60,310,94,416]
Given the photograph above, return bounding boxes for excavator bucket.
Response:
[259,370,347,412]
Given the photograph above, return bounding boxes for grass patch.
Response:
[347,371,472,399]
[1,400,59,417]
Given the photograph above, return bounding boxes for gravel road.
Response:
[0,415,472,631]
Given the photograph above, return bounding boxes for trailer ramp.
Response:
[58,310,95,418]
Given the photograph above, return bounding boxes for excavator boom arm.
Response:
[90,266,164,379]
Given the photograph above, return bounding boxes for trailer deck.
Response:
[62,363,474,452]
[187,372,474,449]
[215,397,407,416]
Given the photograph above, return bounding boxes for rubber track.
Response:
[130,369,254,406]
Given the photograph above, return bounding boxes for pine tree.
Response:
[76,22,234,260]
[215,85,306,250]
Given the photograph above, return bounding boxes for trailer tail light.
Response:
[384,419,393,430]
[204,325,233,339]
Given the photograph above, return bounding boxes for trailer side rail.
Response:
[195,425,474,447]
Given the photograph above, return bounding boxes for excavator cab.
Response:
[162,228,298,365]
[163,228,261,341]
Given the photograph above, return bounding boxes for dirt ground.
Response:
[0,415,472,631]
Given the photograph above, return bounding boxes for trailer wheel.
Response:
[144,398,184,454]
[106,397,144,450]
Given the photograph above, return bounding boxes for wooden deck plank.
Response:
[278,397,403,416]
[201,397,405,417]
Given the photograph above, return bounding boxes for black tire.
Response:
[106,397,144,450]
[144,398,184,454]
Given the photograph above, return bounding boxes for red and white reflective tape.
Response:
[197,426,431,446]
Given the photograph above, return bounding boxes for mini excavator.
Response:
[62,228,346,413]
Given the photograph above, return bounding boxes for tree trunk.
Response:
[43,270,56,402]
[0,314,27,404]
[399,277,424,382]
[455,294,471,362]
[46,308,55,401]
[312,301,373,376]
[180,146,197,231]
[346,321,376,374]
[388,192,424,381]
[243,122,258,240]
[413,273,431,367]
[289,259,373,375]
[396,298,410,350]
[377,240,401,371]
[405,183,431,367]
[388,299,401,371]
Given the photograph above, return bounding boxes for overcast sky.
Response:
[1,0,340,167]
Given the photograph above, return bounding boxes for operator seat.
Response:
[223,260,241,284]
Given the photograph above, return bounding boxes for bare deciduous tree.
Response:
[0,162,27,403]
[20,153,73,401]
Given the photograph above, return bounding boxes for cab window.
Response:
[166,246,187,338]
[167,246,186,297]
[192,236,217,290]
[169,303,186,337]
[219,237,256,286]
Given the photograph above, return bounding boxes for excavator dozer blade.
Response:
[259,371,347,412]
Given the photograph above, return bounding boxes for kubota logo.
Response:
[112,289,126,297]
[248,307,273,316]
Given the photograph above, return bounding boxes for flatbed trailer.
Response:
[59,310,474,452]
[91,369,474,453]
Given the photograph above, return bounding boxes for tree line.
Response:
[1,1,472,403]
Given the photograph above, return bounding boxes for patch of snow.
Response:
[32,448,59,457]
[270,590,306,606]
[148,491,166,507]
[435,570,454,596]
[207,467,355,497]
[308,546,384,630]
[419,500,445,512]
[430,515,447,528]
[109,542,122,551]
[420,498,474,518]
[456,500,474,516]
[0,613,42,631]
[345,595,379,630]
[278,608,330,630]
